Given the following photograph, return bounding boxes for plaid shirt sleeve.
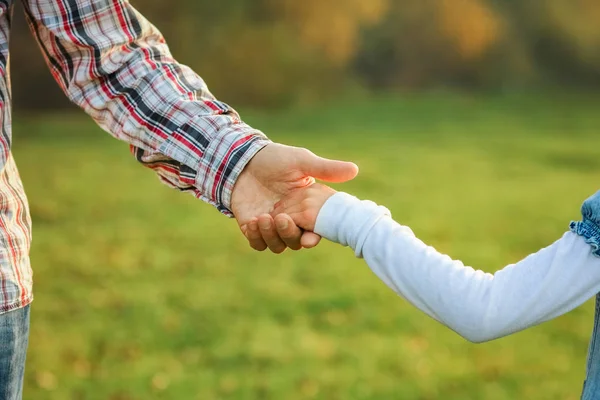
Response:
[21,0,271,215]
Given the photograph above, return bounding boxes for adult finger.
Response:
[274,214,303,251]
[295,149,359,183]
[246,219,268,252]
[258,214,287,254]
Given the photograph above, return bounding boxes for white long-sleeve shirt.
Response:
[315,192,600,343]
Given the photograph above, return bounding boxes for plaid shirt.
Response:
[0,0,270,313]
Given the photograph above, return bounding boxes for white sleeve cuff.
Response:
[314,192,391,256]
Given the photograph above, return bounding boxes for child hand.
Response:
[271,184,337,231]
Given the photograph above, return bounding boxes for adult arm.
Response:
[21,0,360,252]
[21,0,269,214]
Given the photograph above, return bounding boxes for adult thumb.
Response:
[296,149,359,183]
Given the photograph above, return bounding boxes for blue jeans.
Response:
[0,306,29,400]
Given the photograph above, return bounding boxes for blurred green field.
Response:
[13,93,600,399]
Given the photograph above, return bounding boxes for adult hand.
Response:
[231,143,358,253]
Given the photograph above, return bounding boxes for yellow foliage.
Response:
[544,0,600,65]
[271,0,389,65]
[437,0,504,61]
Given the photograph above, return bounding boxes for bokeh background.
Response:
[9,0,600,399]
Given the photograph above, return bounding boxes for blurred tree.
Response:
[523,0,600,86]
[8,0,600,112]
[437,0,503,61]
[354,0,509,89]
[269,0,388,66]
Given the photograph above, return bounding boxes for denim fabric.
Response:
[570,191,600,398]
[571,191,600,258]
[0,305,30,400]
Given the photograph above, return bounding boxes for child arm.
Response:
[274,186,600,343]
[315,192,600,342]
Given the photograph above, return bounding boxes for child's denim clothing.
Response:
[571,191,600,399]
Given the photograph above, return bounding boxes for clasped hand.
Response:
[230,144,356,253]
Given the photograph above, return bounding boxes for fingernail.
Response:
[276,219,288,230]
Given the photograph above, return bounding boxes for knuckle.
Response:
[281,229,298,240]
[301,198,313,209]
[301,210,314,222]
[259,223,273,233]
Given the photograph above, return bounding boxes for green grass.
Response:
[13,92,600,399]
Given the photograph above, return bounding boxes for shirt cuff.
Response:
[194,124,271,216]
[314,192,391,255]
